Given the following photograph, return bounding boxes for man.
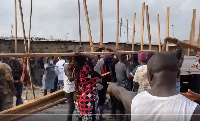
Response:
[0,62,17,111]
[37,57,44,85]
[108,52,200,121]
[55,56,66,90]
[63,56,75,121]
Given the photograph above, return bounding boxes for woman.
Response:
[70,52,99,121]
[42,57,56,96]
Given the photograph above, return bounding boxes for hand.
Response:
[107,83,117,94]
[180,89,200,101]
[164,37,172,44]
[168,38,179,44]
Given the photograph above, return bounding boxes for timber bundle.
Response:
[1,0,200,121]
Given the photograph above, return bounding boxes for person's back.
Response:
[115,62,127,87]
[131,91,198,121]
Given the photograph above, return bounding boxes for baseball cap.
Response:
[138,52,147,61]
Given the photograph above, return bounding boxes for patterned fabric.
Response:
[0,63,15,96]
[193,61,200,70]
[75,63,100,121]
[133,65,151,92]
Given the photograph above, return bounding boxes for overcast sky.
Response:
[0,0,200,43]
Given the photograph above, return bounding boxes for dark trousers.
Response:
[66,92,75,121]
[54,76,58,90]
[14,82,23,106]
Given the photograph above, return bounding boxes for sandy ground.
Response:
[13,87,116,121]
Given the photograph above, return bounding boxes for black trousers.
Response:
[66,92,75,121]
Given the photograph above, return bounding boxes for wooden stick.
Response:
[166,7,170,51]
[14,0,17,53]
[116,0,120,49]
[141,2,145,50]
[99,0,103,46]
[83,0,93,52]
[198,16,200,47]
[0,51,156,58]
[157,14,161,52]
[191,9,196,46]
[188,9,196,55]
[132,13,136,51]
[78,0,82,46]
[145,5,151,50]
[18,0,27,53]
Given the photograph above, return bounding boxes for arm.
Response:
[107,83,137,112]
[64,64,74,82]
[76,52,97,60]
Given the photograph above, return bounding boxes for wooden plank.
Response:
[145,5,152,50]
[141,2,145,50]
[99,0,103,46]
[198,16,200,47]
[78,0,82,46]
[83,0,94,52]
[0,51,156,58]
[116,0,120,49]
[14,0,17,53]
[157,14,161,52]
[188,9,196,55]
[132,13,136,51]
[166,7,170,51]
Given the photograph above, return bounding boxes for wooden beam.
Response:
[157,14,161,52]
[145,5,151,50]
[18,0,27,53]
[188,9,196,55]
[166,7,170,51]
[198,16,200,47]
[141,2,145,50]
[83,0,94,52]
[78,0,82,46]
[132,13,136,51]
[99,0,103,46]
[116,0,120,49]
[14,0,17,53]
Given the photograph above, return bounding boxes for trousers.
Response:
[66,92,75,121]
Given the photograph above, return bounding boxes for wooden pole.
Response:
[145,5,151,50]
[18,0,27,53]
[141,2,145,50]
[83,0,93,52]
[157,14,161,52]
[166,7,170,51]
[188,9,196,55]
[198,16,200,47]
[14,0,17,53]
[78,0,82,46]
[132,13,136,51]
[116,0,120,49]
[99,0,103,46]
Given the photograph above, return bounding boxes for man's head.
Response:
[147,52,179,87]
[138,52,147,64]
[119,54,127,63]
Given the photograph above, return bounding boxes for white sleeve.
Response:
[94,58,104,74]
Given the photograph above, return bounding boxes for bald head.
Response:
[147,52,179,73]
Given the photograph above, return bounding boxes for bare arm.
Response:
[64,64,74,82]
[107,83,137,112]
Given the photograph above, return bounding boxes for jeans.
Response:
[58,80,64,90]
[14,82,23,106]
[176,81,181,93]
[66,92,75,121]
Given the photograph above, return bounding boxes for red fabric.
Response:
[77,64,98,115]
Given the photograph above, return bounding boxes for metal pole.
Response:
[120,18,122,37]
[126,19,128,43]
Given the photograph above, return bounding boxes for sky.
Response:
[0,0,200,43]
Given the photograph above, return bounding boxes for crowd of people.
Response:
[1,37,200,121]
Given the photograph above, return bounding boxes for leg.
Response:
[15,82,23,106]
[54,76,58,91]
[43,89,47,96]
[116,99,124,121]
[66,92,75,121]
[98,89,105,121]
[109,95,117,119]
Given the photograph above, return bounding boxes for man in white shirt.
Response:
[55,56,66,90]
[108,52,200,121]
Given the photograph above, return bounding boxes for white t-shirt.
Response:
[55,59,65,80]
[63,63,75,93]
[133,65,150,92]
[131,91,198,121]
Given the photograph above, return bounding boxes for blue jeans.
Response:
[176,81,181,93]
[14,82,23,106]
